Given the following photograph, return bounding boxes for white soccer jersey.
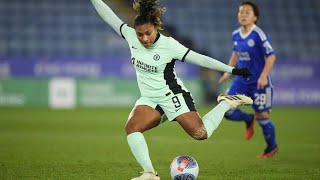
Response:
[120,24,190,98]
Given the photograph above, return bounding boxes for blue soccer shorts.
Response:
[227,80,273,113]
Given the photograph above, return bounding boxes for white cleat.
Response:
[131,172,160,180]
[217,94,253,109]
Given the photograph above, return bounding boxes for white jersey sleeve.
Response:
[169,38,190,61]
[120,24,136,42]
[91,0,124,36]
[184,51,233,73]
[168,37,233,73]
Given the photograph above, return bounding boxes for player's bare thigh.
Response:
[125,105,162,134]
[175,111,207,140]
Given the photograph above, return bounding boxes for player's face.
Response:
[238,4,257,26]
[135,23,158,48]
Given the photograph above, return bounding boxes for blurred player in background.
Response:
[219,1,278,158]
[91,0,253,179]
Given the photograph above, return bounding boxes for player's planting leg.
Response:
[202,94,253,138]
[225,109,255,140]
[127,132,160,180]
[256,118,278,158]
[131,172,160,180]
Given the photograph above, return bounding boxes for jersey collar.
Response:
[154,32,161,44]
[240,24,256,39]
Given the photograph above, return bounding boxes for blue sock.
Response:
[225,109,253,124]
[257,118,277,150]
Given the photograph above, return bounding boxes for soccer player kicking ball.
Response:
[219,1,278,158]
[91,0,253,179]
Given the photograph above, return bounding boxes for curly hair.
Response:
[133,0,166,30]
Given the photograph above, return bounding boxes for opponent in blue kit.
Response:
[92,0,253,179]
[219,1,278,158]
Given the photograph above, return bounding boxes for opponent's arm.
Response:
[91,0,124,36]
[184,50,251,77]
[257,54,276,89]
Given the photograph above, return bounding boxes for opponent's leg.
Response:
[225,108,253,123]
[225,109,255,140]
[223,82,255,139]
[251,85,277,158]
[256,112,278,158]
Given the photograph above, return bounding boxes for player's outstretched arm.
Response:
[91,0,124,36]
[184,50,251,77]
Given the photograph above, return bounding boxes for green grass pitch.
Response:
[0,106,319,179]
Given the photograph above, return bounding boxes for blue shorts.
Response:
[227,80,273,113]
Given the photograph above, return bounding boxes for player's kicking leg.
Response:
[217,94,253,108]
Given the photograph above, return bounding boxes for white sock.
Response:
[127,132,155,173]
[202,101,231,138]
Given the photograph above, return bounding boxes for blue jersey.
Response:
[232,25,274,84]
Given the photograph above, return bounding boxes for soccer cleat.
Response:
[217,94,253,109]
[257,146,278,158]
[245,115,255,140]
[131,172,160,180]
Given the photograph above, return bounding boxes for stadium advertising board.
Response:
[271,61,320,106]
[0,57,319,106]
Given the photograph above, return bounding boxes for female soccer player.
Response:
[219,1,278,158]
[91,0,253,179]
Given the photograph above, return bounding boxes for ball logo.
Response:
[177,159,189,172]
[248,39,255,47]
[170,155,199,180]
[153,54,160,61]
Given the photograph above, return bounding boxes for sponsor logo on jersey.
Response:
[132,58,158,73]
[237,52,251,61]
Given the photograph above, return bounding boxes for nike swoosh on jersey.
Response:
[175,107,182,112]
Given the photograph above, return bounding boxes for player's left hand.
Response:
[232,68,252,77]
[257,75,268,89]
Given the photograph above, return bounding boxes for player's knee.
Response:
[125,120,140,134]
[255,112,269,119]
[192,125,208,140]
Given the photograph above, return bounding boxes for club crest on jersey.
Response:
[248,39,255,47]
[153,54,160,61]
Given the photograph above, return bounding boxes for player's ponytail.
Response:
[133,0,166,30]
